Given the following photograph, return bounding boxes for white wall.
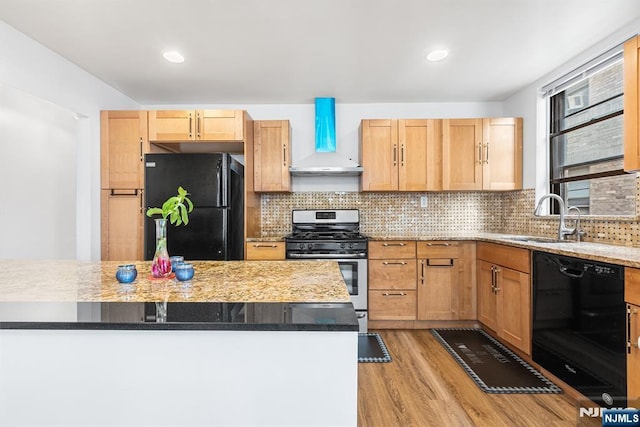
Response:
[503,19,640,191]
[0,20,140,261]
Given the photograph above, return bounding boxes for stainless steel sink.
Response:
[503,236,576,244]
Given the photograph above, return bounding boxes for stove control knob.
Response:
[340,243,346,248]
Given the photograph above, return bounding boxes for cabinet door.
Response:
[198,110,244,141]
[369,259,417,290]
[497,266,531,355]
[417,258,458,320]
[254,120,291,192]
[482,118,522,190]
[101,189,143,261]
[148,110,194,141]
[477,260,498,331]
[398,119,439,191]
[361,119,398,191]
[457,242,477,320]
[624,36,640,172]
[442,119,483,190]
[100,111,148,189]
[629,304,640,404]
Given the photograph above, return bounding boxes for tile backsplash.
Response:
[260,180,640,247]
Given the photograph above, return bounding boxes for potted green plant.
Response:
[146,186,194,278]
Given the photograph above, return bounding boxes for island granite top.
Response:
[0,260,358,331]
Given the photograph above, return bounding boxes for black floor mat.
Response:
[358,332,391,363]
[431,328,561,394]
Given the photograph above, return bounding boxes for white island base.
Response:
[0,329,358,426]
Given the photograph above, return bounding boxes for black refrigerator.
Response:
[144,153,244,261]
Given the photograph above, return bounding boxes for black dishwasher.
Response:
[532,251,626,407]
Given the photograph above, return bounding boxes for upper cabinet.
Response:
[624,35,640,172]
[100,110,149,191]
[442,117,522,191]
[254,120,291,192]
[148,110,245,142]
[361,119,441,191]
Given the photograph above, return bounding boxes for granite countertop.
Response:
[367,233,640,268]
[0,260,351,303]
[0,260,357,331]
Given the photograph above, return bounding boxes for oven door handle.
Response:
[287,253,366,259]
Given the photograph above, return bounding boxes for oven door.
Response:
[333,258,367,311]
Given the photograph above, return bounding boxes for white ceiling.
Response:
[0,0,639,105]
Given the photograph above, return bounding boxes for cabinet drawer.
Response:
[368,241,416,259]
[369,290,417,320]
[626,267,640,305]
[416,241,460,258]
[245,242,285,260]
[369,259,417,290]
[477,242,530,273]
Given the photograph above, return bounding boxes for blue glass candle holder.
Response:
[115,264,137,284]
[170,256,184,272]
[174,263,194,281]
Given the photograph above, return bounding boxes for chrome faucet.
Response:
[533,194,577,240]
[566,206,586,242]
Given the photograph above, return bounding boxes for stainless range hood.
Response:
[289,152,363,176]
[289,97,363,176]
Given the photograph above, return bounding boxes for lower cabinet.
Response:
[416,241,476,320]
[477,242,531,355]
[368,240,476,326]
[245,241,286,260]
[101,189,144,261]
[368,241,417,321]
[625,267,640,405]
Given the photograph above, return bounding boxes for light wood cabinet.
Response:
[624,35,640,172]
[477,242,531,354]
[443,118,522,191]
[361,119,440,191]
[368,241,417,321]
[100,111,148,261]
[254,120,291,192]
[416,241,476,321]
[624,268,640,404]
[245,241,286,260]
[148,110,245,142]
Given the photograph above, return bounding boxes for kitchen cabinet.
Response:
[477,242,531,354]
[368,240,417,321]
[253,120,291,192]
[624,35,640,172]
[416,241,476,321]
[361,119,441,191]
[624,268,640,404]
[148,110,245,142]
[100,111,148,261]
[442,118,522,191]
[245,241,286,260]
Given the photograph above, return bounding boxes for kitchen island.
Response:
[0,260,359,427]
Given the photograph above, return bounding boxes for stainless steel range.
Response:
[285,209,368,332]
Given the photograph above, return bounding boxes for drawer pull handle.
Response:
[110,189,138,196]
[382,261,407,266]
[426,242,450,247]
[253,244,278,248]
[382,243,406,247]
[382,292,407,296]
[426,258,454,267]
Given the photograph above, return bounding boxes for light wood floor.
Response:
[358,330,599,427]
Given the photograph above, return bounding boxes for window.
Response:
[545,48,636,216]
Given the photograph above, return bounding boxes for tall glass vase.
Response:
[151,218,171,278]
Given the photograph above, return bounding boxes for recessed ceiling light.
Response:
[162,50,185,64]
[426,49,449,62]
